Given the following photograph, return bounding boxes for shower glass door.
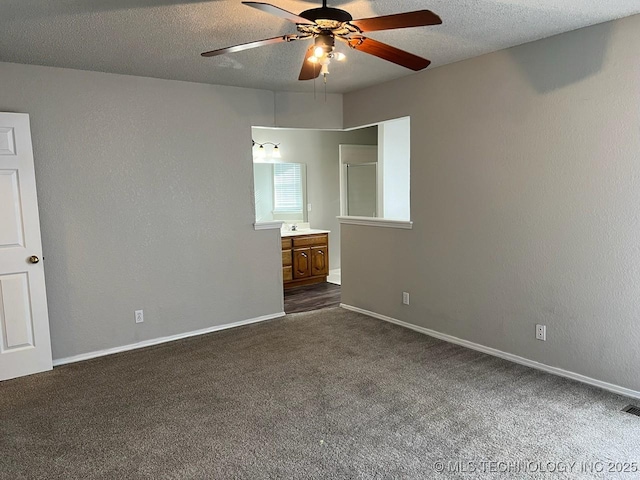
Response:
[345,162,377,217]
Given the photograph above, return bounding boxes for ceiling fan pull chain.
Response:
[324,77,327,103]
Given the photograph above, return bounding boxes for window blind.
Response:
[273,163,303,213]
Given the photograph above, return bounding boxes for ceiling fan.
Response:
[201,1,442,80]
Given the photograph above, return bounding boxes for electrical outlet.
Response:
[536,324,546,341]
[135,310,144,324]
[402,292,410,305]
[307,203,312,212]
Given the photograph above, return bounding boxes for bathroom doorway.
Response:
[284,283,341,314]
[251,117,410,313]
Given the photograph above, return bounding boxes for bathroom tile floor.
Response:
[284,283,341,314]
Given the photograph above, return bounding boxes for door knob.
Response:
[29,255,40,264]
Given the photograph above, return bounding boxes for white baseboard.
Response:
[53,311,286,367]
[340,304,640,401]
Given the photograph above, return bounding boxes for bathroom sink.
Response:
[281,228,330,237]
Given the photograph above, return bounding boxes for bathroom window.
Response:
[273,162,303,214]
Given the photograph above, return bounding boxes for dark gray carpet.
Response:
[1,308,639,479]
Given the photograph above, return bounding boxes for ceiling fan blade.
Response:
[346,37,431,71]
[201,36,291,57]
[298,45,320,81]
[350,10,441,32]
[242,2,314,24]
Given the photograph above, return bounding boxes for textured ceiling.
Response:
[1,0,638,93]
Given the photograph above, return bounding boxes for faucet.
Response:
[290,224,297,231]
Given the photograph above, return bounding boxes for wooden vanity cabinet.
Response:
[310,246,328,276]
[293,248,311,278]
[282,233,328,289]
[281,239,293,282]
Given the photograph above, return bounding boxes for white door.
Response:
[0,112,52,381]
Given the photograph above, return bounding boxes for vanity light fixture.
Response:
[252,140,281,160]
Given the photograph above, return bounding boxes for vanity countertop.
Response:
[281,229,330,237]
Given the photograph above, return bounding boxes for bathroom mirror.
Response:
[254,162,307,223]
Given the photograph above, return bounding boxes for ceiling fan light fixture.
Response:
[334,52,345,61]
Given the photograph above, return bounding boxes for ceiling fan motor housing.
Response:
[299,7,352,25]
[314,33,335,52]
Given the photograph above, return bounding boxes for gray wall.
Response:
[0,61,342,360]
[252,127,377,270]
[342,15,640,391]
